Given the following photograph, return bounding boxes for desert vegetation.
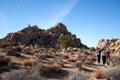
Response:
[0,24,120,80]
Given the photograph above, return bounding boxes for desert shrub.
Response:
[68,71,91,80]
[24,50,34,55]
[53,59,64,67]
[7,51,22,58]
[8,62,20,69]
[14,46,22,52]
[84,56,94,65]
[89,47,95,52]
[48,48,56,52]
[21,58,38,67]
[110,55,120,67]
[35,53,53,61]
[0,56,11,73]
[106,67,120,80]
[0,41,10,48]
[74,61,84,70]
[63,54,69,59]
[37,63,62,77]
[0,56,10,66]
[78,55,86,62]
[46,63,62,72]
[23,69,43,80]
[0,69,42,80]
[66,58,77,62]
[0,69,29,80]
[92,69,106,79]
[37,64,49,76]
[59,34,74,48]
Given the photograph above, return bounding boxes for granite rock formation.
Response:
[0,23,87,48]
[97,38,120,54]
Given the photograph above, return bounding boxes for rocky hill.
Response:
[0,23,87,48]
[97,38,120,54]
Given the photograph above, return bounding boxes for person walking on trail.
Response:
[95,48,101,63]
[101,49,106,66]
[106,48,110,65]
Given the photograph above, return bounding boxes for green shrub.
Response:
[89,47,96,52]
[59,34,74,48]
[48,48,56,52]
[0,41,10,48]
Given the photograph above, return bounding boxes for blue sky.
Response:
[0,0,120,47]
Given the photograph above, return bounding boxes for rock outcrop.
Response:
[0,23,87,48]
[97,38,120,54]
[97,39,109,49]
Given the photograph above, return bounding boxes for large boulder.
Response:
[97,38,120,54]
[0,23,87,48]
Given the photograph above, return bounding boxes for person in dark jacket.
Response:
[101,49,106,66]
[95,48,101,63]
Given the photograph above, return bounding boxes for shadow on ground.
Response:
[45,70,69,79]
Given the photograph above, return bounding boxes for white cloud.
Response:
[45,0,79,28]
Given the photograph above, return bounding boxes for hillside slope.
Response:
[0,23,87,48]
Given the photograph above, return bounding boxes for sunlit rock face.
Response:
[97,38,120,54]
[0,23,87,48]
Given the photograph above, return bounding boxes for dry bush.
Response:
[8,62,20,69]
[0,69,29,80]
[48,48,56,52]
[110,54,120,67]
[35,53,54,61]
[0,56,11,73]
[66,58,77,62]
[46,63,62,72]
[0,56,10,66]
[74,61,84,70]
[78,55,87,62]
[55,58,64,66]
[47,58,64,67]
[21,58,38,67]
[63,54,69,59]
[68,71,91,80]
[84,56,94,65]
[106,67,120,80]
[24,50,34,55]
[92,69,106,79]
[14,46,22,52]
[7,51,22,57]
[5,46,22,53]
[0,41,10,48]
[0,69,43,80]
[54,52,61,56]
[37,63,62,77]
[37,64,49,76]
[6,46,22,52]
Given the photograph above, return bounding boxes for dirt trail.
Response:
[62,59,111,74]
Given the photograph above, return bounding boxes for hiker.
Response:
[101,49,106,66]
[106,48,110,65]
[95,48,101,63]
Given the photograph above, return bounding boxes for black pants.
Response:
[97,55,101,63]
[102,56,106,65]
